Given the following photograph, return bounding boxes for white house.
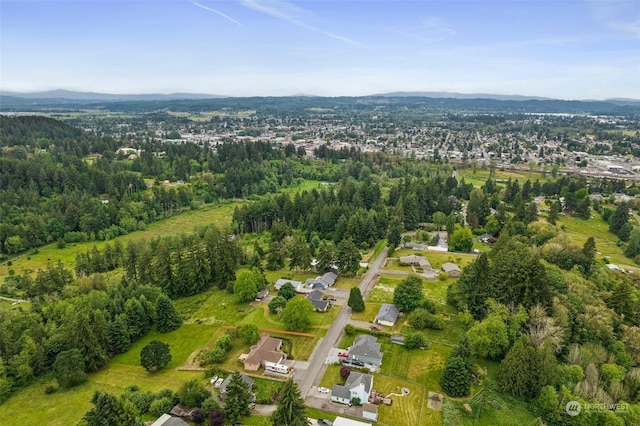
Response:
[331,371,373,405]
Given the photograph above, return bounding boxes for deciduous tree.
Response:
[140,340,172,372]
[282,297,314,332]
[393,274,424,312]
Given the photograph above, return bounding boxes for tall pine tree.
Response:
[270,379,310,426]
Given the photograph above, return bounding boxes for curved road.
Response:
[295,247,389,398]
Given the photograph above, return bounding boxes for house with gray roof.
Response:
[274,279,302,291]
[331,371,373,405]
[441,262,461,278]
[151,414,189,426]
[349,335,383,367]
[375,303,400,327]
[220,373,254,399]
[306,289,330,312]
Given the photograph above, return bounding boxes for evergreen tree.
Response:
[547,201,560,225]
[289,233,312,271]
[224,372,252,423]
[53,349,87,389]
[498,335,543,399]
[439,356,471,397]
[108,314,131,355]
[336,238,361,276]
[347,287,365,312]
[66,310,108,372]
[266,241,285,271]
[316,240,336,273]
[270,379,310,426]
[609,202,629,236]
[155,294,182,333]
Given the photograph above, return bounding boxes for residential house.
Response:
[349,335,383,367]
[305,271,338,290]
[239,334,285,371]
[219,373,254,398]
[375,303,400,326]
[398,255,432,272]
[331,371,373,405]
[151,414,189,426]
[274,279,302,291]
[441,262,461,278]
[404,242,429,250]
[306,290,330,312]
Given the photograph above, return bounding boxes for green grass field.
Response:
[0,325,212,426]
[0,201,241,284]
[557,213,635,269]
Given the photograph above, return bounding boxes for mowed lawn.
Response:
[0,201,241,283]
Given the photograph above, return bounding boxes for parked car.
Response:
[318,419,332,426]
[317,387,331,394]
[210,375,218,384]
[214,378,224,388]
[370,325,381,331]
[338,352,348,357]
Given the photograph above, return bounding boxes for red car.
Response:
[338,352,348,357]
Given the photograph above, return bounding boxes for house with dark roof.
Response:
[375,303,400,326]
[219,373,254,398]
[331,371,373,405]
[306,289,330,312]
[349,335,383,367]
[304,271,338,290]
[238,334,285,371]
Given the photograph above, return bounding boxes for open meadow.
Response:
[0,201,241,283]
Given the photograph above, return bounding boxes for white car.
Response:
[317,387,331,394]
[210,375,218,385]
[214,378,224,388]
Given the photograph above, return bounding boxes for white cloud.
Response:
[239,0,364,47]
[589,0,640,39]
[192,2,243,26]
[390,17,456,44]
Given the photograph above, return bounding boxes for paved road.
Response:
[295,247,389,398]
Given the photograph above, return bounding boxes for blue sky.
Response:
[1,0,639,99]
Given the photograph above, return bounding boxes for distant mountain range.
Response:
[0,89,226,102]
[1,89,638,104]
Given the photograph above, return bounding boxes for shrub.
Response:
[149,397,174,417]
[44,384,59,394]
